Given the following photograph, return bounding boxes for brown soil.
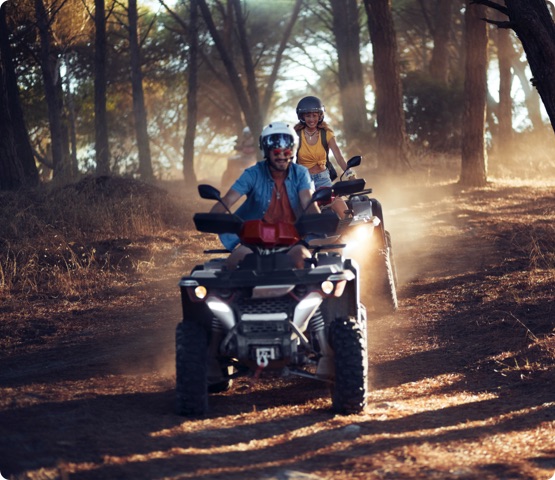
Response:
[1,180,554,480]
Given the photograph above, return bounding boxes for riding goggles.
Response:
[262,134,295,153]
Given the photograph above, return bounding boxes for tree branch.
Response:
[482,18,514,29]
[470,0,509,17]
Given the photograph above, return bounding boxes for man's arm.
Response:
[210,188,243,213]
[299,188,320,214]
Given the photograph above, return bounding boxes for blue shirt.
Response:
[220,161,313,251]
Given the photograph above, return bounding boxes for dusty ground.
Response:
[0,180,554,480]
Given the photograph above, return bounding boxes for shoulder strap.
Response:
[320,128,328,152]
[320,128,329,161]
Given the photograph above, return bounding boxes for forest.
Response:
[1,0,555,190]
[1,1,555,479]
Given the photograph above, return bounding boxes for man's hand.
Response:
[300,189,320,214]
[344,169,356,180]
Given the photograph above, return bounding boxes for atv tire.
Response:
[176,321,208,415]
[330,315,368,414]
[370,228,398,315]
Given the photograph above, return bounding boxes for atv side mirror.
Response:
[198,184,222,201]
[346,155,362,169]
[198,184,238,217]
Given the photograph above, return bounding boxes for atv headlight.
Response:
[344,225,371,254]
[321,280,334,295]
[194,286,208,299]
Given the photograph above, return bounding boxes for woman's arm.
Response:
[328,136,348,172]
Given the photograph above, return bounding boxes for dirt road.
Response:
[1,182,554,480]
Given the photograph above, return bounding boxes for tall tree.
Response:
[496,26,513,152]
[364,0,409,172]
[459,1,488,186]
[429,0,454,84]
[473,0,555,133]
[0,44,24,190]
[182,0,198,187]
[94,0,110,175]
[128,0,153,181]
[35,0,71,181]
[0,5,39,187]
[329,0,369,151]
[197,0,302,139]
[511,51,544,129]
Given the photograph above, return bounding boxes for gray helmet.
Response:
[296,96,325,125]
[259,122,296,160]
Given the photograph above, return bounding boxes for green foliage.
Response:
[403,71,464,153]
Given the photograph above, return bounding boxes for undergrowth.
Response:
[0,176,191,299]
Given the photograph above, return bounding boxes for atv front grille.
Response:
[236,297,293,318]
[239,321,291,335]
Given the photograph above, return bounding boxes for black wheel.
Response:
[329,315,368,414]
[175,321,208,416]
[370,228,398,315]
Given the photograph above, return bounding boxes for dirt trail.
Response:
[1,182,554,480]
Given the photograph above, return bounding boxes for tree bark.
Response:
[183,0,198,188]
[330,0,369,152]
[94,0,110,175]
[0,6,39,187]
[459,1,488,187]
[364,0,410,172]
[128,0,153,182]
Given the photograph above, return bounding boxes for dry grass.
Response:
[0,176,193,300]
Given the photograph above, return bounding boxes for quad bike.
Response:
[176,185,368,416]
[313,155,398,314]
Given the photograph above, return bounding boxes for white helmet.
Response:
[258,121,296,159]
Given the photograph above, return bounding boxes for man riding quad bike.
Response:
[175,122,396,416]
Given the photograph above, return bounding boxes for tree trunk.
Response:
[128,0,153,182]
[63,55,79,179]
[0,53,24,190]
[511,54,544,130]
[364,0,409,173]
[496,27,513,154]
[35,0,70,181]
[183,0,198,188]
[94,0,110,175]
[505,0,555,133]
[330,0,369,152]
[0,6,39,187]
[459,1,488,187]
[429,0,454,84]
